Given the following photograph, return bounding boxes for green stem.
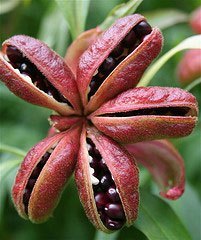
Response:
[94,231,119,240]
[0,143,26,157]
[185,78,201,91]
[138,35,201,87]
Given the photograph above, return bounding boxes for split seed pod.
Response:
[75,126,139,232]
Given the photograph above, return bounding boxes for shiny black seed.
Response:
[88,79,97,99]
[111,43,124,58]
[105,203,126,220]
[107,186,120,202]
[105,217,124,230]
[38,152,50,167]
[134,21,152,37]
[99,57,116,74]
[30,166,41,179]
[93,183,101,192]
[128,42,140,54]
[27,178,36,189]
[100,174,113,191]
[116,56,126,65]
[90,158,99,170]
[23,188,31,205]
[19,62,34,76]
[34,79,46,90]
[6,46,23,63]
[20,63,28,72]
[99,161,109,172]
[87,138,95,147]
[122,30,137,47]
[99,210,106,223]
[95,192,109,210]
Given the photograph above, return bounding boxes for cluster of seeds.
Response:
[88,20,152,100]
[23,150,52,214]
[101,107,190,118]
[5,46,72,106]
[86,138,126,230]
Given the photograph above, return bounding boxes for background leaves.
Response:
[134,191,191,240]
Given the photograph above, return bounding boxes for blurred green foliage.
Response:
[0,0,200,240]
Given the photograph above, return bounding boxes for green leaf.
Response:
[0,158,21,184]
[55,0,91,40]
[0,0,21,15]
[37,2,69,56]
[0,143,26,157]
[185,77,201,91]
[167,183,201,240]
[138,35,201,87]
[172,128,201,181]
[94,231,119,240]
[134,191,191,240]
[99,0,143,30]
[143,9,188,30]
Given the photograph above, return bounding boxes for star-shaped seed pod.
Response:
[0,14,198,232]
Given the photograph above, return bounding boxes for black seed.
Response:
[99,160,108,172]
[23,188,31,205]
[100,174,113,191]
[107,186,120,202]
[94,192,109,210]
[134,21,152,37]
[6,46,23,63]
[20,63,28,71]
[30,166,41,179]
[122,30,137,48]
[99,57,116,74]
[38,152,50,167]
[105,203,126,220]
[111,42,124,58]
[93,184,101,192]
[105,217,124,230]
[87,138,96,147]
[128,42,140,54]
[19,62,35,77]
[99,210,106,223]
[27,178,36,189]
[90,158,99,170]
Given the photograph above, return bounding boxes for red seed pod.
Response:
[75,126,139,232]
[12,126,81,222]
[0,36,81,115]
[177,49,201,85]
[190,7,201,34]
[90,87,198,144]
[77,14,163,113]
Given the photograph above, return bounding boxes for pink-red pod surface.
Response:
[12,126,81,223]
[125,139,185,200]
[0,35,81,115]
[90,87,198,143]
[77,14,163,113]
[190,7,201,34]
[49,115,82,132]
[177,49,201,85]
[65,27,102,76]
[75,126,139,232]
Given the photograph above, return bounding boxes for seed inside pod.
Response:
[100,106,193,117]
[22,150,53,214]
[5,46,73,107]
[86,138,126,230]
[88,20,152,100]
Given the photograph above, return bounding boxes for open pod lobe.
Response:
[75,126,139,232]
